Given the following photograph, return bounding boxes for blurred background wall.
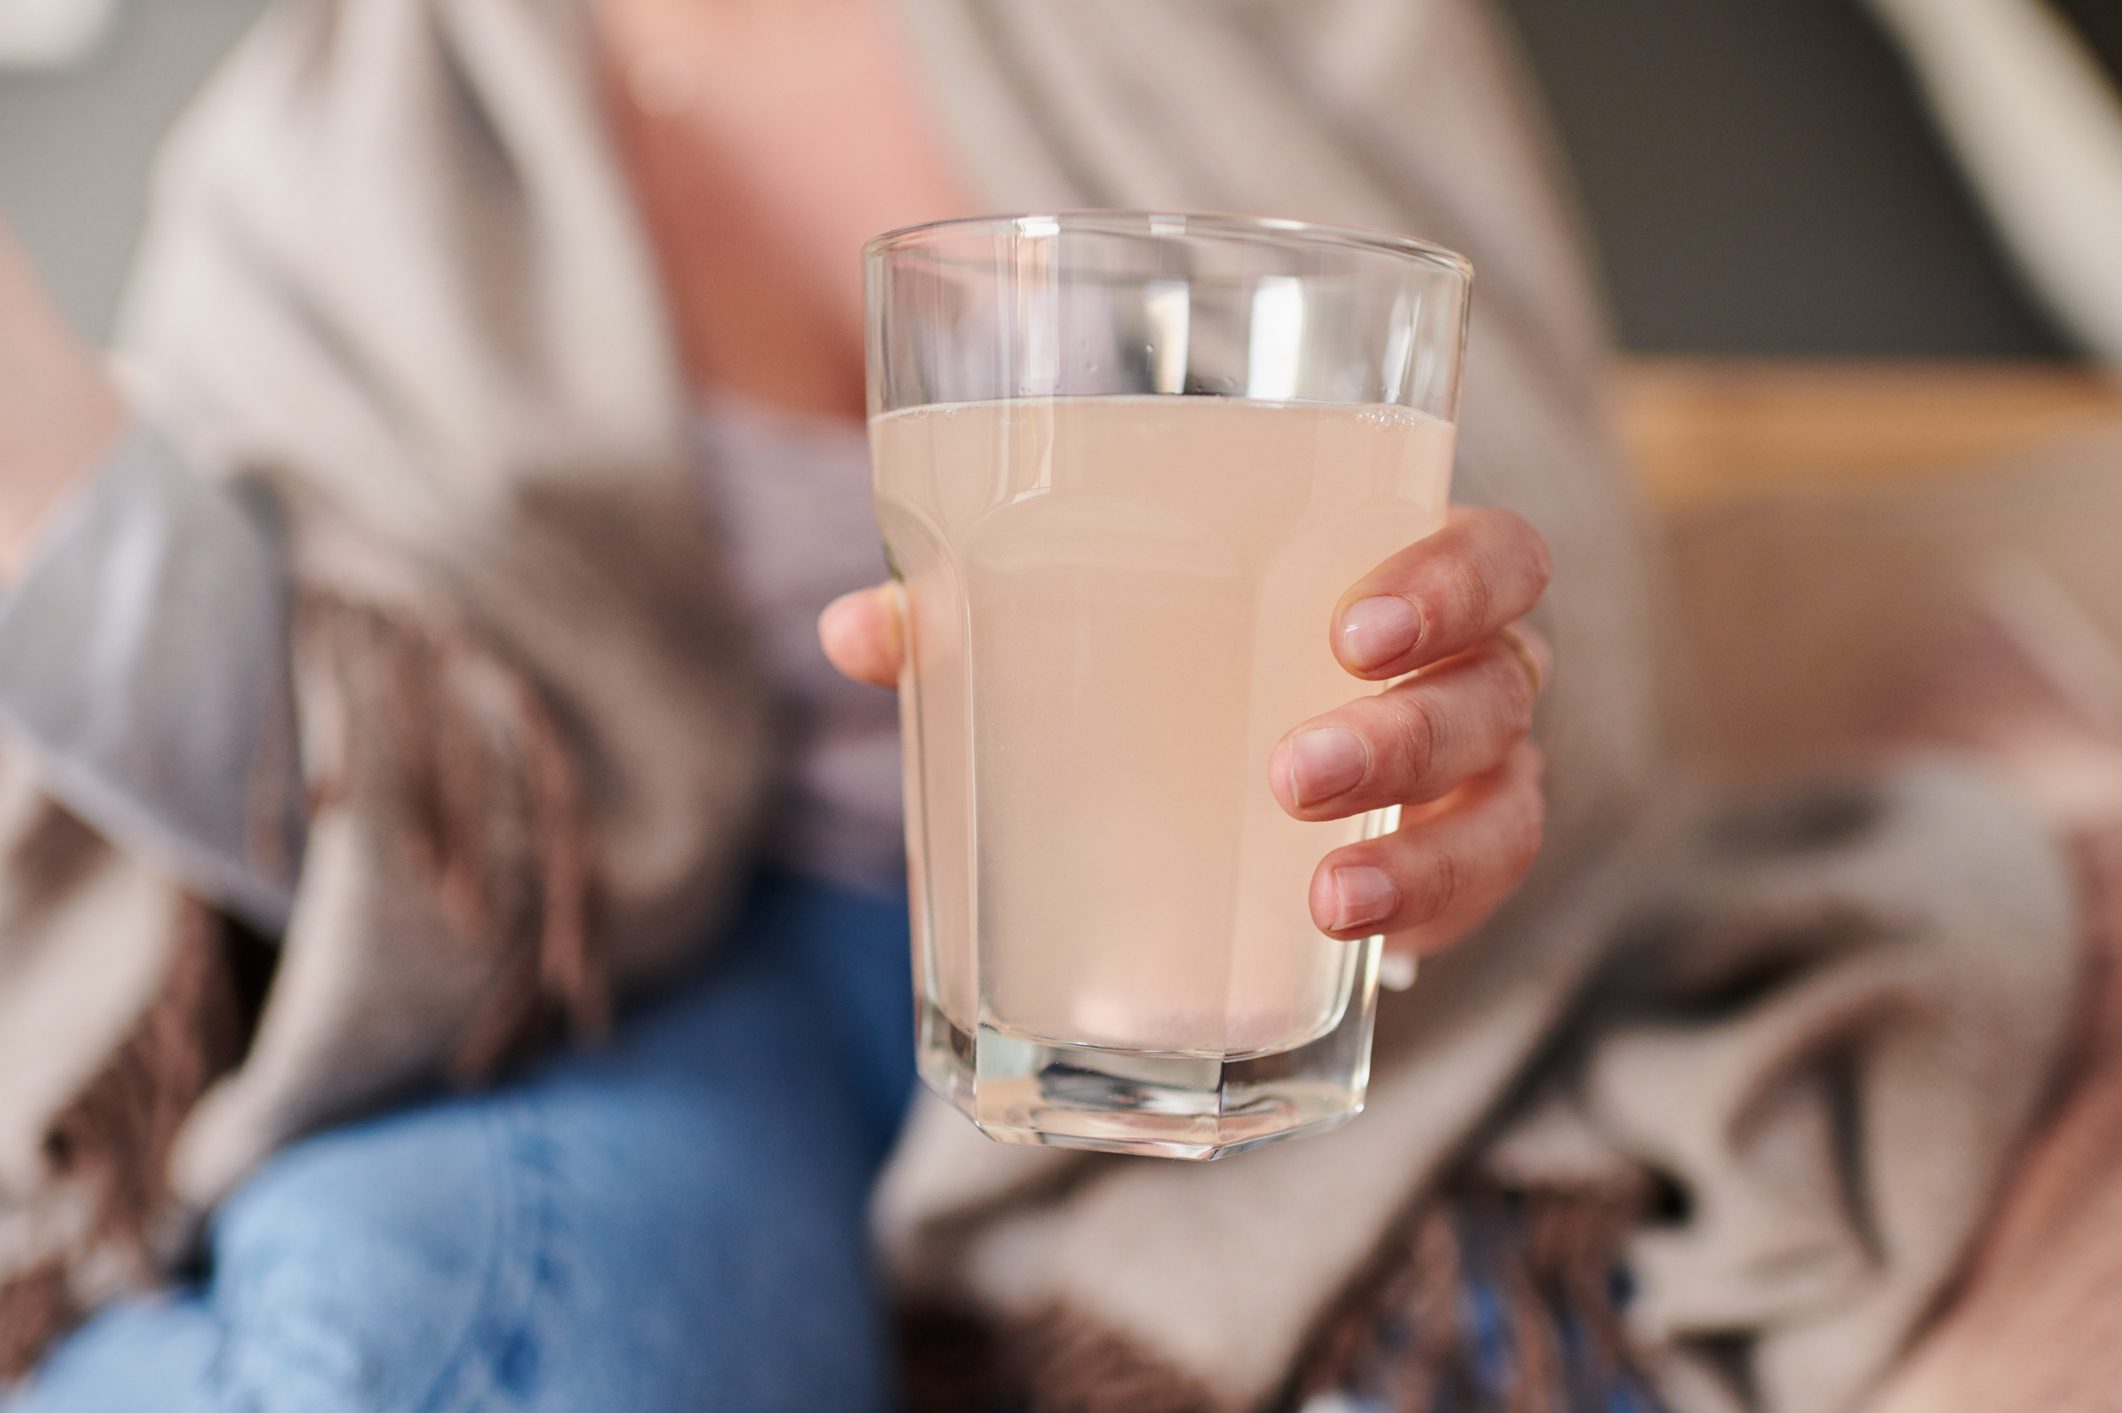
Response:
[1510,0,2121,358]
[0,0,261,339]
[1,0,2117,357]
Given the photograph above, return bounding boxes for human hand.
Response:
[820,506,1553,959]
[0,223,123,582]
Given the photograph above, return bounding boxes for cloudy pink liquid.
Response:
[873,396,1453,1059]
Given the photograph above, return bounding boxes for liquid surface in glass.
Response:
[872,395,1454,1059]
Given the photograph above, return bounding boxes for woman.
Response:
[0,1,2079,1410]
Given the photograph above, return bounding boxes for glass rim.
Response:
[863,209,1474,282]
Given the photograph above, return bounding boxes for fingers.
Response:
[818,584,903,688]
[1270,626,1550,821]
[1333,507,1553,680]
[1308,743,1546,946]
[1289,506,1554,958]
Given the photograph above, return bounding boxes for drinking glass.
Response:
[867,212,1471,1159]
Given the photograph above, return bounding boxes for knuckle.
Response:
[1496,654,1539,738]
[1507,787,1547,877]
[1387,690,1445,788]
[1487,508,1553,595]
[1514,515,1556,594]
[1407,847,1463,927]
[1447,556,1496,640]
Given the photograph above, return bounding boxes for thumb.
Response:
[819,583,904,688]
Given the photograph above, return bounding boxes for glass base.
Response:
[917,995,1372,1161]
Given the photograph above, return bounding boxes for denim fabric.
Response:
[10,871,1660,1413]
[9,872,916,1413]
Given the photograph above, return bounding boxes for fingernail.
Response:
[1288,727,1368,806]
[1339,596,1421,671]
[1330,866,1398,933]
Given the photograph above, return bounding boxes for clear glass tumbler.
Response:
[866,212,1471,1159]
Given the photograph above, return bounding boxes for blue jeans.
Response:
[9,873,916,1413]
